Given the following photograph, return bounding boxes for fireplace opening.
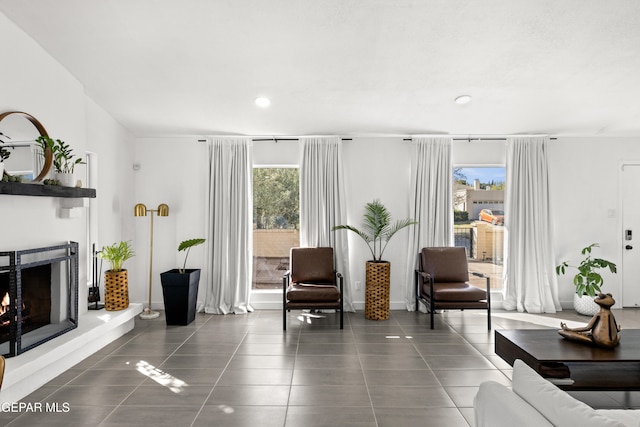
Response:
[0,264,52,345]
[0,242,78,357]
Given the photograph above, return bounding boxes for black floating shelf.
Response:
[0,181,96,198]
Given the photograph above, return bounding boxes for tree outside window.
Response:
[252,167,300,289]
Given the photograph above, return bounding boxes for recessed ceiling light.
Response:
[454,95,472,105]
[255,97,271,108]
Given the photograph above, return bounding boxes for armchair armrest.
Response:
[283,270,291,306]
[470,271,487,278]
[470,271,491,304]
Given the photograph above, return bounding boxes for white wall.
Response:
[341,138,413,309]
[0,12,135,314]
[129,138,208,306]
[132,137,416,310]
[131,136,640,312]
[549,137,640,305]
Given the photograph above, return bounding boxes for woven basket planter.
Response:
[365,261,390,320]
[104,269,130,311]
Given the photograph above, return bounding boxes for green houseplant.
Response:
[0,132,11,178]
[161,238,206,325]
[333,199,416,320]
[37,136,85,186]
[333,199,417,262]
[556,243,617,315]
[178,238,206,273]
[99,241,135,311]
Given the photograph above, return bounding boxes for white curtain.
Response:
[503,136,561,313]
[299,136,354,311]
[404,136,453,311]
[203,138,253,314]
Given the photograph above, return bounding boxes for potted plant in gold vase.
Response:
[99,241,135,311]
[556,243,617,316]
[160,238,206,325]
[333,199,416,320]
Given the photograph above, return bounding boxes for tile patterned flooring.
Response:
[2,307,640,426]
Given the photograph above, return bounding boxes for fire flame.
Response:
[0,292,9,316]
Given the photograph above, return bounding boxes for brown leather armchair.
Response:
[416,247,491,329]
[283,247,343,330]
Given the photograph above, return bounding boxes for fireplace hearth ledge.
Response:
[0,303,142,403]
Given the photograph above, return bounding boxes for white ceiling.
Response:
[1,0,640,138]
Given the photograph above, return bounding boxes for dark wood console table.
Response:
[496,329,640,391]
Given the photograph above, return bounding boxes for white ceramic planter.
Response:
[573,293,599,316]
[55,171,76,187]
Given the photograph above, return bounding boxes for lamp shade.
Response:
[134,203,147,216]
[157,204,169,217]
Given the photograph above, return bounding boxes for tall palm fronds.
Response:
[333,199,417,262]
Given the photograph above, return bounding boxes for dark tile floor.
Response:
[2,307,640,427]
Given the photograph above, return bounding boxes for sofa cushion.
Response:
[425,282,487,301]
[512,360,627,427]
[286,283,340,302]
[597,410,640,427]
[474,380,553,427]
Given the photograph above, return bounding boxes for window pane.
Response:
[252,167,300,290]
[453,167,505,290]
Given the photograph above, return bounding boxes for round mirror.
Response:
[0,111,53,183]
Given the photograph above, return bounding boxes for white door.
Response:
[622,164,640,307]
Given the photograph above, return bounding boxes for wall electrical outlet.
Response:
[355,281,362,290]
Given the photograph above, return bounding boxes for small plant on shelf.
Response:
[0,133,11,163]
[37,136,85,173]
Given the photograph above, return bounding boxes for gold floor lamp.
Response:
[135,203,169,320]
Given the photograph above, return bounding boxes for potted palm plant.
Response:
[160,238,206,325]
[333,199,417,320]
[99,241,135,311]
[37,136,85,187]
[556,243,617,315]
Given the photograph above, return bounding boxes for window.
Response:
[453,166,505,290]
[252,167,300,290]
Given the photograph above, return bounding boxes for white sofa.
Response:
[474,359,640,427]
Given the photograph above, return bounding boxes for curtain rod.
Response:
[197,138,353,142]
[404,136,557,141]
[252,138,353,142]
[197,136,556,142]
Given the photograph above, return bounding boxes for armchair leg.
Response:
[283,274,288,331]
[486,275,491,330]
[430,302,435,329]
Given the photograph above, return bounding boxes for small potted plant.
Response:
[99,241,135,311]
[37,136,85,187]
[0,132,12,178]
[333,199,416,320]
[160,238,206,325]
[556,243,617,315]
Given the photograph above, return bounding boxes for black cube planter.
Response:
[160,269,200,325]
